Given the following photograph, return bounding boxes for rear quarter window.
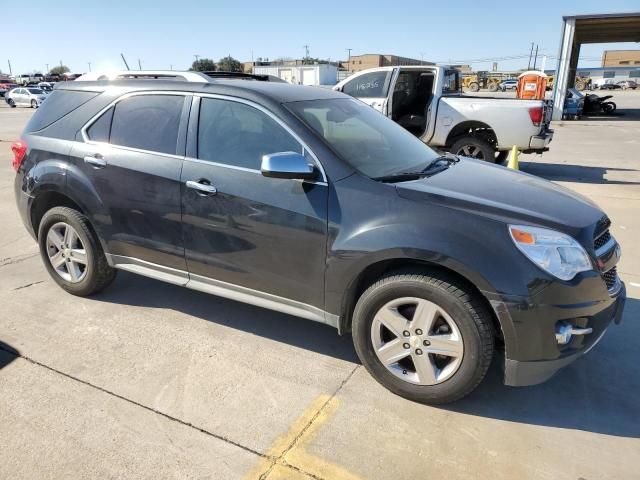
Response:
[24,90,99,133]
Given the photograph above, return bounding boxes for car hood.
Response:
[395,158,603,234]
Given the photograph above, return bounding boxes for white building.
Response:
[253,64,338,86]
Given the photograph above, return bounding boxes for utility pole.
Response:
[60,60,63,67]
[346,48,352,72]
[7,59,12,75]
[138,59,142,70]
[170,64,173,71]
[194,54,200,62]
[87,62,91,72]
[420,52,425,65]
[120,53,130,70]
[45,63,49,74]
[527,42,534,69]
[533,45,539,70]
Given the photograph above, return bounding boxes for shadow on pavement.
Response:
[95,273,638,438]
[447,297,640,439]
[96,271,359,363]
[0,340,19,370]
[520,162,640,185]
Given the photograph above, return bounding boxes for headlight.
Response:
[509,225,592,281]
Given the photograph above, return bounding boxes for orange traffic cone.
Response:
[507,145,519,170]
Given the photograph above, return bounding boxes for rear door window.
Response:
[86,107,114,142]
[109,94,185,155]
[342,71,390,98]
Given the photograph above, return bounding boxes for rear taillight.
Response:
[528,106,544,126]
[11,139,27,171]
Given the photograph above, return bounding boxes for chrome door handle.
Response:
[84,155,106,168]
[186,180,217,195]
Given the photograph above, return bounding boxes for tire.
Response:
[352,270,494,404]
[495,150,509,164]
[469,82,479,92]
[488,83,498,93]
[8,99,15,108]
[602,102,616,114]
[31,99,37,108]
[38,206,117,296]
[450,135,496,163]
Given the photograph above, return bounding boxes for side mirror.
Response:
[261,152,318,181]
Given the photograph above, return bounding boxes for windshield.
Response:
[27,88,44,94]
[286,98,440,179]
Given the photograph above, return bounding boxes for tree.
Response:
[190,58,216,72]
[49,65,70,76]
[217,55,242,72]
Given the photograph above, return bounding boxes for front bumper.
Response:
[497,280,626,387]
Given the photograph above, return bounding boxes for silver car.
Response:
[5,87,47,108]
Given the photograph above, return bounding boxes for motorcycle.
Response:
[583,93,617,114]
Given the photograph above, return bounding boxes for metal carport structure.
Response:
[552,12,640,120]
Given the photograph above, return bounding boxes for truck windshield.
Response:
[286,98,440,179]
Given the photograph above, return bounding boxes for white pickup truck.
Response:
[333,66,553,162]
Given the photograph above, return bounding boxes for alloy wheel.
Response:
[45,222,88,283]
[456,144,484,159]
[371,297,464,385]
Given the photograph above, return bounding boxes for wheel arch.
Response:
[338,257,503,347]
[30,189,86,237]
[445,120,498,148]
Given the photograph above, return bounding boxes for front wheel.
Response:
[8,98,16,108]
[38,206,117,296]
[31,99,37,108]
[602,102,616,114]
[352,270,494,404]
[450,135,496,163]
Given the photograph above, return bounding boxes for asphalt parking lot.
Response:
[1,91,639,479]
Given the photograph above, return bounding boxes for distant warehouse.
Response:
[252,63,338,86]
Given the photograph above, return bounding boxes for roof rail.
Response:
[201,71,287,83]
[75,70,210,83]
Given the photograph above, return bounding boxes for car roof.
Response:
[55,78,346,104]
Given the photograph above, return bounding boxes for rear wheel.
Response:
[31,99,37,108]
[38,207,117,296]
[602,102,616,114]
[450,135,496,163]
[488,83,499,92]
[8,98,15,108]
[352,270,494,404]
[468,82,480,92]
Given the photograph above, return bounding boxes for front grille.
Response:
[602,266,618,291]
[594,230,611,250]
[594,215,611,238]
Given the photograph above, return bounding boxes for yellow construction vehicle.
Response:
[462,71,502,92]
[546,75,591,91]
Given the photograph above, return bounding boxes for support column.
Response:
[552,18,576,121]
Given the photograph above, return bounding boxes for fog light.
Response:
[555,321,593,345]
[555,321,573,345]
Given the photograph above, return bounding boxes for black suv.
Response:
[13,74,625,403]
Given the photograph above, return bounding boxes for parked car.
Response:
[599,83,622,90]
[0,81,18,97]
[12,74,625,404]
[38,82,55,92]
[5,87,47,108]
[498,79,518,91]
[616,80,637,90]
[334,66,553,163]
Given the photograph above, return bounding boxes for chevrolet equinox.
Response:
[13,73,626,403]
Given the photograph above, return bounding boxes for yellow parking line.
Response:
[245,394,362,480]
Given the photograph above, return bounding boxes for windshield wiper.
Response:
[373,153,460,183]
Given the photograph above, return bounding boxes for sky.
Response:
[3,0,639,75]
